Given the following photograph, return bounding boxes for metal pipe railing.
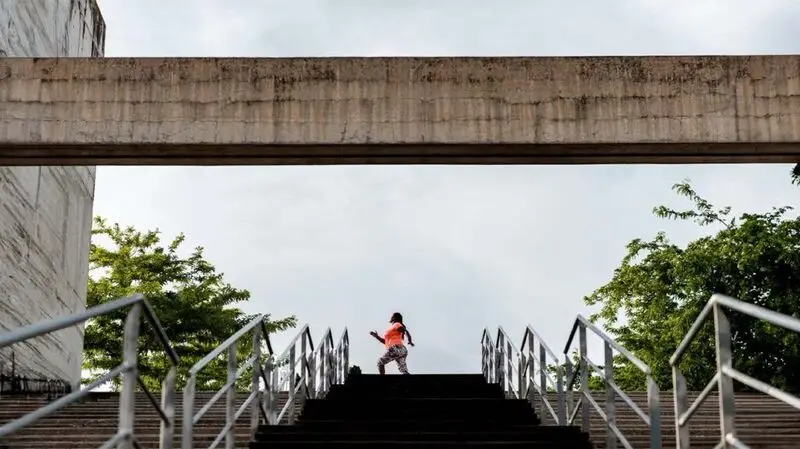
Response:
[483,317,662,448]
[480,326,565,424]
[563,315,661,449]
[333,329,350,385]
[670,294,800,449]
[521,325,565,425]
[268,325,349,426]
[0,294,179,449]
[181,315,274,449]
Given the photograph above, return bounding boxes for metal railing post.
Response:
[159,365,177,449]
[556,362,565,425]
[270,368,279,424]
[526,332,535,403]
[288,344,297,424]
[579,324,590,433]
[483,339,489,381]
[328,341,335,388]
[250,327,262,433]
[343,334,349,376]
[181,376,196,449]
[225,342,237,449]
[506,341,513,397]
[565,360,574,421]
[301,333,308,395]
[495,346,503,388]
[119,303,142,449]
[539,343,549,421]
[648,377,662,449]
[262,363,272,424]
[604,340,617,449]
[308,350,317,400]
[517,355,525,401]
[714,303,736,445]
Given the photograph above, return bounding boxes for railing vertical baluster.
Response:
[604,341,616,449]
[714,303,736,445]
[159,365,176,449]
[250,327,262,433]
[578,324,590,433]
[539,343,548,422]
[556,361,565,426]
[318,341,323,394]
[506,341,513,397]
[225,342,237,449]
[288,344,297,424]
[648,376,662,449]
[301,333,308,396]
[270,368,279,424]
[327,339,335,388]
[343,333,349,376]
[308,350,317,400]
[526,332,535,403]
[182,376,196,449]
[496,340,504,388]
[262,363,272,424]
[119,303,142,449]
[565,360,574,422]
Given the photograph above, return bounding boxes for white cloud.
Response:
[93,0,800,374]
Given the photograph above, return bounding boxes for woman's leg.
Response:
[395,346,410,375]
[377,346,401,375]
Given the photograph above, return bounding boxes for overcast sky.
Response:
[93,0,800,375]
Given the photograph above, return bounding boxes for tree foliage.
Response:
[585,181,800,392]
[83,217,297,391]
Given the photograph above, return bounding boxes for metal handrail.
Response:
[333,329,350,385]
[271,325,314,425]
[305,328,335,399]
[265,325,349,426]
[670,294,800,449]
[181,315,274,449]
[0,294,179,449]
[521,325,565,425]
[480,326,565,424]
[563,315,661,449]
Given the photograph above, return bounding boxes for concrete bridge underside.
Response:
[1,55,799,165]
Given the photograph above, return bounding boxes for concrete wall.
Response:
[0,0,104,386]
[0,56,799,164]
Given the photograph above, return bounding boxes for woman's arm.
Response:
[369,331,385,344]
[401,326,414,346]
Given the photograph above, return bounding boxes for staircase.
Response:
[251,373,592,448]
[0,392,301,449]
[3,293,800,449]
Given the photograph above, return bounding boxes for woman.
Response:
[370,312,414,375]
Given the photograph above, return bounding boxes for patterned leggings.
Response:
[378,344,409,374]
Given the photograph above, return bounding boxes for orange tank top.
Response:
[384,322,404,348]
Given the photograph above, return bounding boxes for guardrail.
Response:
[480,326,565,424]
[267,325,349,426]
[304,328,350,399]
[670,294,800,449]
[182,315,274,449]
[483,317,661,448]
[563,315,661,449]
[0,294,179,449]
[521,325,565,424]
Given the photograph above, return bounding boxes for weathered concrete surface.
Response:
[1,55,799,164]
[0,0,103,387]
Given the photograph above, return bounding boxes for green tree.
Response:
[585,181,800,392]
[83,217,297,391]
